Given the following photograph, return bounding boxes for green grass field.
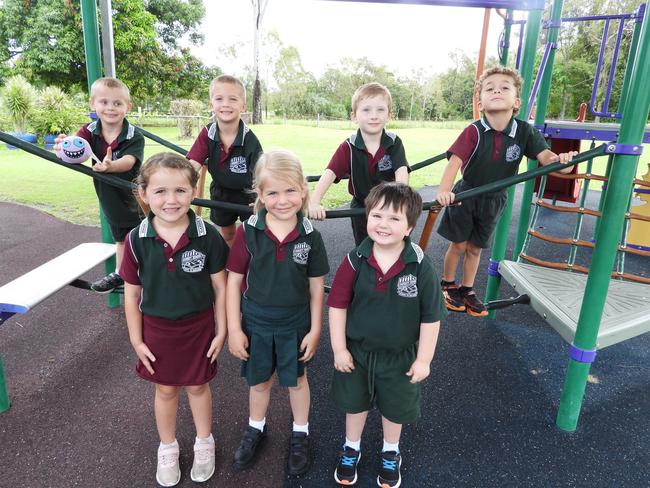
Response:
[0,123,647,226]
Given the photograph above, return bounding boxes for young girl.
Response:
[226,150,329,476]
[120,152,228,487]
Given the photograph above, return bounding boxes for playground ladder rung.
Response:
[629,212,650,223]
[549,172,608,182]
[527,230,594,248]
[634,178,650,188]
[537,200,601,217]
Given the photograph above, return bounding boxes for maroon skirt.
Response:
[137,306,217,386]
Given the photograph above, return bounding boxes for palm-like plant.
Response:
[1,75,37,134]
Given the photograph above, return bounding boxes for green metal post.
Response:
[485,8,543,318]
[0,355,10,413]
[81,0,119,308]
[500,10,514,66]
[556,11,650,431]
[513,0,564,258]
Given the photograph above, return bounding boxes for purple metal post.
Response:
[526,42,556,120]
[600,20,626,118]
[590,20,610,118]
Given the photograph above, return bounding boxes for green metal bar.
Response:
[500,10,514,66]
[485,7,543,318]
[514,0,564,258]
[0,354,10,413]
[594,154,614,236]
[567,141,596,266]
[556,10,650,431]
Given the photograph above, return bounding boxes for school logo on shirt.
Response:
[181,249,206,273]
[293,242,311,265]
[378,155,393,171]
[229,156,247,173]
[505,144,521,163]
[396,274,418,298]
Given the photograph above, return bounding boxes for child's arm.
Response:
[329,306,354,373]
[308,169,337,220]
[436,154,463,206]
[536,149,577,174]
[395,166,409,185]
[188,159,203,173]
[124,282,156,375]
[207,270,228,363]
[406,321,441,384]
[299,276,325,362]
[226,271,249,360]
[92,147,137,173]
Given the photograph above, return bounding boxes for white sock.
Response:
[344,437,361,451]
[293,422,309,435]
[249,417,266,431]
[195,433,214,445]
[159,439,178,450]
[382,440,399,453]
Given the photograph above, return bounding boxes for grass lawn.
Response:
[0,123,647,226]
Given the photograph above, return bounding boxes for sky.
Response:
[191,0,519,79]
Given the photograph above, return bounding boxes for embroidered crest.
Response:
[505,144,521,163]
[396,274,418,298]
[378,155,393,171]
[181,249,206,273]
[293,242,311,265]
[229,156,247,173]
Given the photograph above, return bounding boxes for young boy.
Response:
[187,75,264,246]
[57,77,145,293]
[328,182,447,488]
[308,82,409,245]
[436,66,576,317]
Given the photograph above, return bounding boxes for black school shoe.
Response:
[90,272,124,293]
[233,425,266,470]
[441,281,466,312]
[377,451,402,488]
[334,446,361,485]
[459,287,488,317]
[287,431,311,475]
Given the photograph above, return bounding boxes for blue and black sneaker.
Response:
[334,446,361,485]
[377,451,402,488]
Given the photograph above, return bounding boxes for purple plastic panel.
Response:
[537,123,650,143]
[604,143,644,155]
[569,344,597,363]
[0,312,16,326]
[320,0,545,10]
[628,243,650,252]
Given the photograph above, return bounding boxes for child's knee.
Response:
[466,242,482,257]
[449,241,467,254]
[156,384,181,401]
[185,383,209,397]
[251,378,273,393]
[220,224,236,240]
[289,374,308,392]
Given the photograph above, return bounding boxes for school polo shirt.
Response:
[226,210,330,307]
[447,117,549,188]
[120,210,228,320]
[326,129,408,201]
[78,118,145,228]
[186,120,263,192]
[327,237,447,352]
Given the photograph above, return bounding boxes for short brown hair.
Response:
[253,150,309,214]
[137,152,199,190]
[476,66,523,114]
[365,182,422,230]
[90,77,131,103]
[209,74,246,102]
[351,82,392,113]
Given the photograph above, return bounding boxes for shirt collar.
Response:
[349,129,396,151]
[88,117,134,143]
[479,116,518,138]
[138,208,205,238]
[209,119,249,146]
[247,208,313,235]
[357,236,423,264]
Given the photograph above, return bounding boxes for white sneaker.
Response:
[156,441,181,487]
[190,436,216,482]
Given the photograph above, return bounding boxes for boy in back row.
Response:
[436,66,576,317]
[309,82,410,245]
[187,75,264,246]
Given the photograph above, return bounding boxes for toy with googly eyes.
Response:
[56,136,101,165]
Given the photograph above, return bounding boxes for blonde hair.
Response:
[90,77,131,103]
[137,152,199,190]
[351,82,392,113]
[476,66,523,115]
[209,74,246,103]
[253,150,309,214]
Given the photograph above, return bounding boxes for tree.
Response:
[251,0,269,124]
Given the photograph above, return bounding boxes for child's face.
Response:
[352,95,391,136]
[366,199,412,249]
[478,74,520,115]
[139,168,197,226]
[210,82,246,125]
[90,86,131,127]
[258,172,306,223]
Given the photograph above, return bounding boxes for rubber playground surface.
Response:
[1,186,649,488]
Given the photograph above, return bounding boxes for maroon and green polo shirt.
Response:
[77,118,145,228]
[327,237,447,352]
[326,129,408,201]
[120,210,229,320]
[186,120,263,192]
[226,209,330,307]
[447,116,549,188]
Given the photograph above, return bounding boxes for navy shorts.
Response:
[437,180,508,248]
[209,186,255,227]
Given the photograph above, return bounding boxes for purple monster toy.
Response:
[56,136,100,164]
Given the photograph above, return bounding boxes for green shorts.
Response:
[241,298,310,387]
[437,179,508,248]
[331,340,421,424]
